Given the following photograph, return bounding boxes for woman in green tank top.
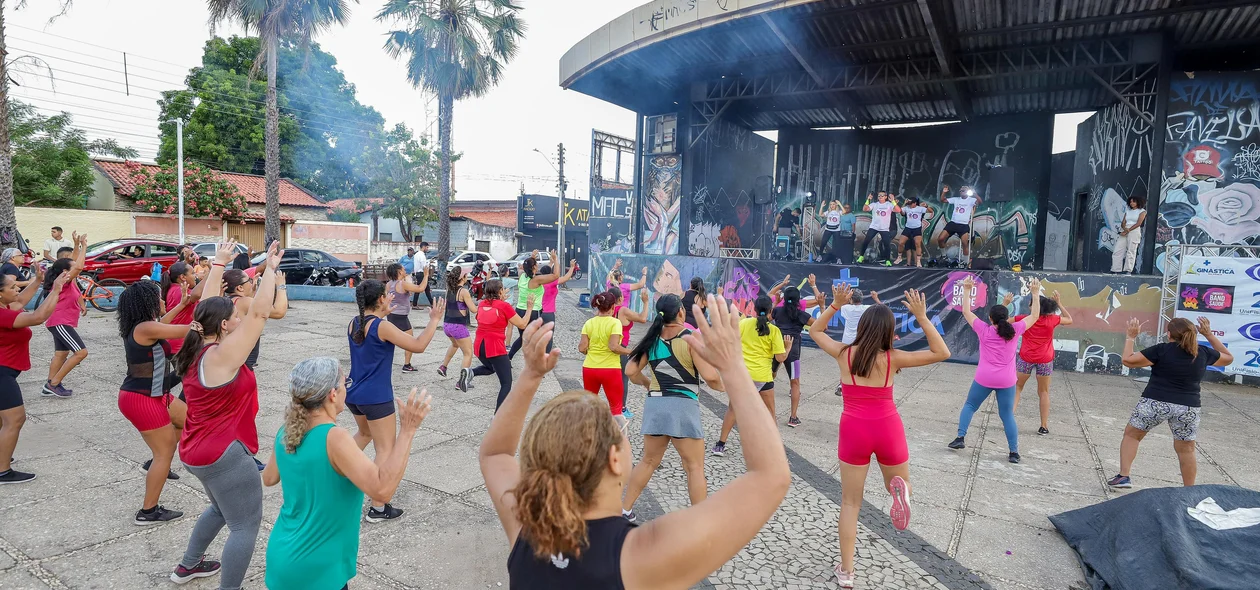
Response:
[507,249,561,360]
[262,358,432,590]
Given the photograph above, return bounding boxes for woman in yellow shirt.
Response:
[579,291,632,415]
[713,295,789,456]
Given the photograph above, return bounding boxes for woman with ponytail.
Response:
[621,294,723,522]
[578,292,632,416]
[611,286,650,418]
[713,295,789,456]
[681,277,707,329]
[507,249,562,360]
[40,232,88,398]
[772,284,814,427]
[1110,316,1232,489]
[473,278,533,411]
[384,262,428,372]
[949,276,1041,464]
[480,303,790,590]
[160,260,203,357]
[438,267,478,391]
[344,278,443,522]
[264,358,432,590]
[224,267,288,371]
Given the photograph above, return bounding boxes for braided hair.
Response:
[283,357,342,453]
[352,280,387,344]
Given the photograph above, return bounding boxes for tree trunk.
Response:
[0,2,17,249]
[263,35,281,247]
[437,91,454,276]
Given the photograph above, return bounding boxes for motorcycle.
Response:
[468,260,491,300]
[571,259,583,281]
[303,266,362,287]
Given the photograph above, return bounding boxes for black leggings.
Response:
[507,308,541,359]
[473,341,513,410]
[819,229,843,262]
[862,228,893,261]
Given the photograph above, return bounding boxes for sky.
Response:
[7,1,1089,203]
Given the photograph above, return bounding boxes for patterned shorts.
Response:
[1128,397,1201,441]
[1015,357,1053,377]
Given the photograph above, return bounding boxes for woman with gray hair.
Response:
[262,357,431,590]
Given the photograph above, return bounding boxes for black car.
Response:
[250,248,359,284]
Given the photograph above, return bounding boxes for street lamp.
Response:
[532,148,564,261]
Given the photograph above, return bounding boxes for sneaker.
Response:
[882,260,892,267]
[1037,426,1050,436]
[947,436,966,450]
[401,364,417,373]
[463,368,475,390]
[889,475,911,531]
[893,255,903,265]
[1107,474,1132,488]
[171,557,220,584]
[710,441,726,457]
[787,416,802,428]
[135,505,184,526]
[365,503,404,523]
[834,564,855,588]
[856,256,866,264]
[622,509,637,523]
[437,365,447,377]
[622,408,634,419]
[41,381,72,398]
[1008,452,1021,464]
[0,469,36,485]
[455,368,470,392]
[254,457,265,471]
[141,459,180,480]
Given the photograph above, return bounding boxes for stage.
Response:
[589,252,1162,376]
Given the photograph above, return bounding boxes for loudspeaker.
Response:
[987,166,1015,202]
[753,176,774,205]
[970,258,995,270]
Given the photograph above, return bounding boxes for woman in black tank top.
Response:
[480,297,791,590]
[224,269,289,371]
[680,277,707,328]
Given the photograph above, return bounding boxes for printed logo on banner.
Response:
[1178,283,1234,314]
[1240,292,1260,317]
[830,268,860,289]
[1246,264,1260,282]
[941,272,987,311]
[1184,259,1236,276]
[1239,323,1260,342]
[1200,341,1228,373]
[1242,350,1260,371]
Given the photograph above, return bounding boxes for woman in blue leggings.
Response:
[948,276,1041,463]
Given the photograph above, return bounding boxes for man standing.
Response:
[411,242,432,309]
[937,185,979,265]
[43,227,73,262]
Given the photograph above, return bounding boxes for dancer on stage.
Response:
[809,283,949,587]
[1111,196,1147,274]
[224,268,288,371]
[480,303,790,589]
[949,277,1041,463]
[473,279,533,410]
[41,232,88,398]
[622,294,723,521]
[579,292,632,416]
[818,201,847,264]
[713,295,789,456]
[345,279,442,522]
[508,250,560,360]
[937,185,979,265]
[438,267,478,391]
[263,358,431,590]
[1,266,69,485]
[857,192,899,265]
[1110,317,1232,488]
[893,198,933,267]
[385,263,430,372]
[1003,289,1073,435]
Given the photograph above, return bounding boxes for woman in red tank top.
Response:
[165,241,284,587]
[809,284,951,588]
[611,286,649,418]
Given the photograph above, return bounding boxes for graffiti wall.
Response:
[600,253,1160,374]
[1043,152,1074,270]
[591,252,724,315]
[589,186,634,256]
[1156,72,1260,273]
[776,114,1050,268]
[1071,103,1154,273]
[642,155,682,255]
[687,119,776,257]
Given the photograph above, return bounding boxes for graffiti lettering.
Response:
[645,0,699,32]
[1232,143,1260,181]
[1166,103,1260,147]
[592,190,632,218]
[1089,103,1152,175]
[1170,79,1260,111]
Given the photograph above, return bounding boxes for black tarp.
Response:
[1049,484,1260,590]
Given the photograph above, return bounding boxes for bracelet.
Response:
[211,263,225,268]
[830,304,842,312]
[276,284,287,291]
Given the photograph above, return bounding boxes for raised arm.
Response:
[1121,318,1152,368]
[327,388,431,502]
[621,296,790,590]
[203,242,279,378]
[1053,290,1073,326]
[808,283,850,359]
[1020,279,1042,329]
[160,286,194,324]
[939,184,951,203]
[1197,317,1234,367]
[379,301,444,353]
[628,266,648,291]
[13,265,44,308]
[479,320,561,545]
[767,275,791,303]
[892,289,951,369]
[63,232,87,282]
[200,241,237,301]
[528,250,562,288]
[12,272,69,327]
[620,289,652,324]
[269,273,289,319]
[556,259,577,286]
[397,276,428,294]
[959,276,979,325]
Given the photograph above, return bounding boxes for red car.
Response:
[82,239,182,283]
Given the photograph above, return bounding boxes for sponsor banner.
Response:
[1176,256,1260,377]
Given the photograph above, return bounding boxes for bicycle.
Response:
[77,271,127,312]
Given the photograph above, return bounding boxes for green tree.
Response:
[204,0,355,246]
[9,101,136,207]
[356,123,442,242]
[157,36,386,201]
[377,0,526,270]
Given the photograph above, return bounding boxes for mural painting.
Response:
[1043,152,1074,270]
[1156,72,1260,272]
[688,118,775,257]
[590,252,723,315]
[642,155,682,255]
[776,115,1049,268]
[1072,102,1154,273]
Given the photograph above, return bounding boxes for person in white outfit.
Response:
[1111,196,1146,274]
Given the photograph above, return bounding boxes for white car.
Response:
[446,251,498,276]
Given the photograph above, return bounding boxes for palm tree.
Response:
[206,0,353,247]
[1,0,76,249]
[377,0,525,274]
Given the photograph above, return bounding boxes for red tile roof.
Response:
[94,159,326,208]
[452,206,516,229]
[325,198,384,214]
[228,211,296,223]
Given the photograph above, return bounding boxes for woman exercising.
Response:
[507,250,560,360]
[41,232,88,398]
[438,267,478,391]
[385,263,428,372]
[579,291,632,416]
[713,295,789,456]
[223,268,288,371]
[472,278,532,410]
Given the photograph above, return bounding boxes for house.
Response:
[345,198,520,263]
[91,158,333,253]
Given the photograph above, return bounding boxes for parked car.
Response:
[191,242,249,261]
[82,239,181,283]
[446,251,498,277]
[498,250,552,278]
[250,248,359,285]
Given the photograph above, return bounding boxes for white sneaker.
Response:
[834,564,855,588]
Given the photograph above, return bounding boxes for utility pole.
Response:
[557,143,567,262]
[174,119,185,244]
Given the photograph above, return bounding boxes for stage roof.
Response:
[560,0,1260,129]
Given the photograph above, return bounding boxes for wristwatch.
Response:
[276,284,287,291]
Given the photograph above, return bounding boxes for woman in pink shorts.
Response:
[809,283,951,588]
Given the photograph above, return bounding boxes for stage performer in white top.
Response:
[937,185,979,264]
[857,192,899,266]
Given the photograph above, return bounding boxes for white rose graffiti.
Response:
[1190,182,1260,244]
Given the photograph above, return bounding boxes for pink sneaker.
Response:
[834,564,855,588]
[889,475,911,530]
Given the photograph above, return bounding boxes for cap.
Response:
[406,247,416,252]
[1183,145,1223,179]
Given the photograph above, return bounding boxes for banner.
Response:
[518,195,589,231]
[1175,256,1260,377]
